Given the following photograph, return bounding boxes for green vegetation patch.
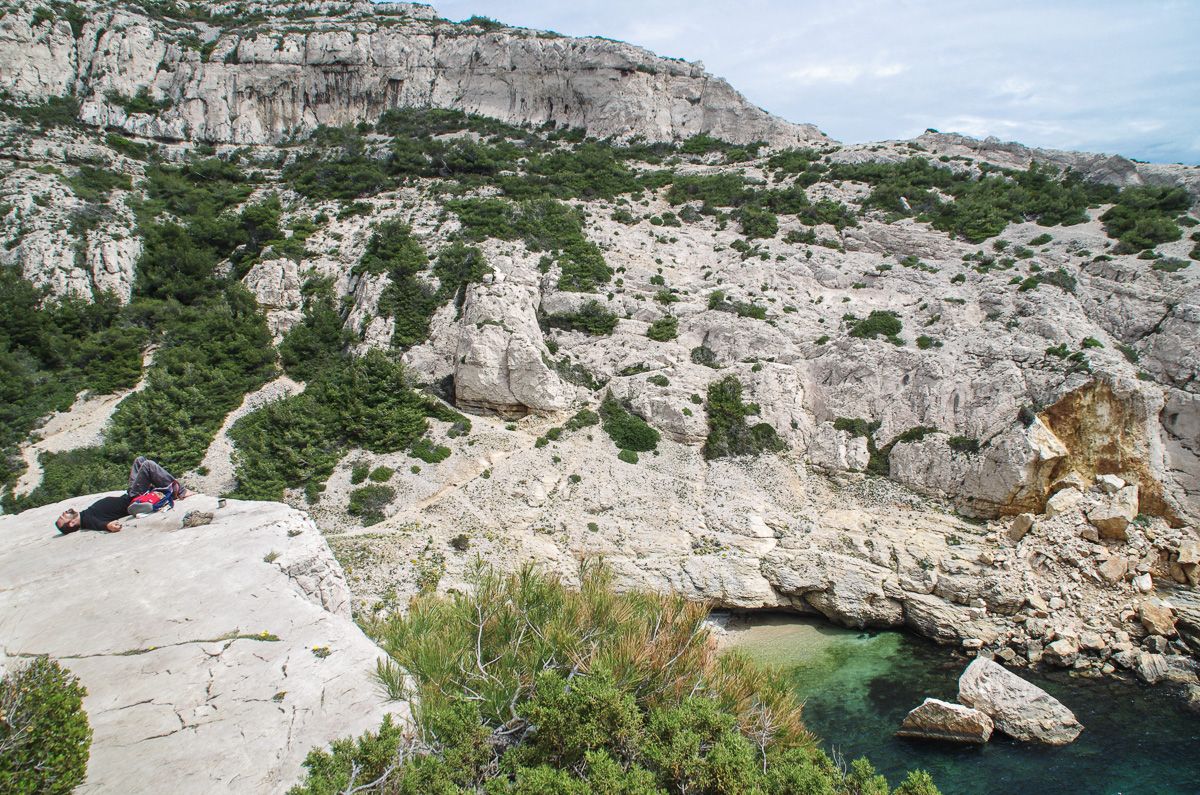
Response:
[849,310,903,343]
[0,656,92,794]
[1101,186,1190,253]
[542,299,619,336]
[702,375,786,460]
[347,484,395,526]
[599,393,659,452]
[646,314,678,341]
[291,563,940,795]
[449,197,611,292]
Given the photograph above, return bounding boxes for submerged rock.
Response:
[896,698,994,744]
[958,658,1083,745]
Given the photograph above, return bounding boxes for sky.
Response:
[432,0,1200,165]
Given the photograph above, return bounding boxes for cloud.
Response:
[785,62,907,85]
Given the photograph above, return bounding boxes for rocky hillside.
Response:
[0,494,404,792]
[1,0,1198,701]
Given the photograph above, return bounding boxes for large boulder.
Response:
[1087,485,1140,540]
[957,658,1082,745]
[896,698,994,743]
[0,494,405,794]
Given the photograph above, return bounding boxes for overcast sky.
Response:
[433,0,1200,165]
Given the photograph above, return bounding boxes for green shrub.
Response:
[647,374,670,387]
[543,300,618,335]
[691,345,720,368]
[916,335,942,349]
[278,279,351,381]
[66,166,132,202]
[449,197,611,292]
[564,409,599,432]
[702,376,785,460]
[600,394,659,452]
[617,448,639,464]
[1101,186,1189,252]
[1028,233,1053,246]
[230,350,431,500]
[647,314,678,341]
[411,438,451,464]
[738,204,778,239]
[0,656,92,794]
[347,484,395,525]
[105,87,172,115]
[292,564,937,795]
[368,465,394,482]
[350,461,369,484]
[948,436,980,454]
[849,310,902,343]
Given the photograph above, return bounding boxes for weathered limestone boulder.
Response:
[958,658,1083,745]
[896,698,994,743]
[1008,513,1035,543]
[1045,487,1084,517]
[1043,637,1080,667]
[1139,599,1177,637]
[0,494,405,793]
[1096,474,1126,494]
[1087,485,1140,540]
[1099,554,1129,583]
[455,280,574,417]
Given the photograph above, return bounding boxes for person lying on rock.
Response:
[54,456,193,534]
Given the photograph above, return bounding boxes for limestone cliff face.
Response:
[0,0,824,146]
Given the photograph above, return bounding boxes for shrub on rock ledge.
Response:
[0,657,92,794]
[703,376,786,460]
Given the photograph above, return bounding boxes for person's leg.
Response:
[127,457,179,495]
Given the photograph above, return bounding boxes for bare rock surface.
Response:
[0,494,404,794]
[0,0,822,148]
[896,698,994,744]
[958,658,1082,745]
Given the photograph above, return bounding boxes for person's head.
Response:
[56,508,81,534]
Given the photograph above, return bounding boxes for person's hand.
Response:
[105,521,122,533]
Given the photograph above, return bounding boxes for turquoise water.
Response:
[727,616,1200,795]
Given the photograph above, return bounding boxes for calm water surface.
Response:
[726,616,1200,795]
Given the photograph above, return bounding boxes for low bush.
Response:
[347,484,395,525]
[948,436,981,454]
[291,564,939,794]
[849,310,903,343]
[702,376,786,459]
[1101,186,1189,252]
[599,393,659,452]
[646,314,678,341]
[542,300,619,335]
[0,656,92,794]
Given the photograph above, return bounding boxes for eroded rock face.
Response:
[0,494,405,792]
[958,658,1082,745]
[0,1,823,148]
[896,698,994,744]
[454,278,575,416]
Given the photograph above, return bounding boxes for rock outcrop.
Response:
[0,0,823,147]
[958,658,1082,745]
[0,494,405,793]
[896,698,994,744]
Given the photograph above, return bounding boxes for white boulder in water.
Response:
[958,657,1082,745]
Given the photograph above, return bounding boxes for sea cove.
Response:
[728,615,1200,795]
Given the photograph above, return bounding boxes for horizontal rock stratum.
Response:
[0,494,405,793]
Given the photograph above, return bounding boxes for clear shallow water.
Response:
[727,616,1200,795]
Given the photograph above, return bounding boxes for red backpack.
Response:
[128,486,175,516]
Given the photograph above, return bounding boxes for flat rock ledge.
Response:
[896,698,994,744]
[958,657,1082,745]
[0,494,406,794]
